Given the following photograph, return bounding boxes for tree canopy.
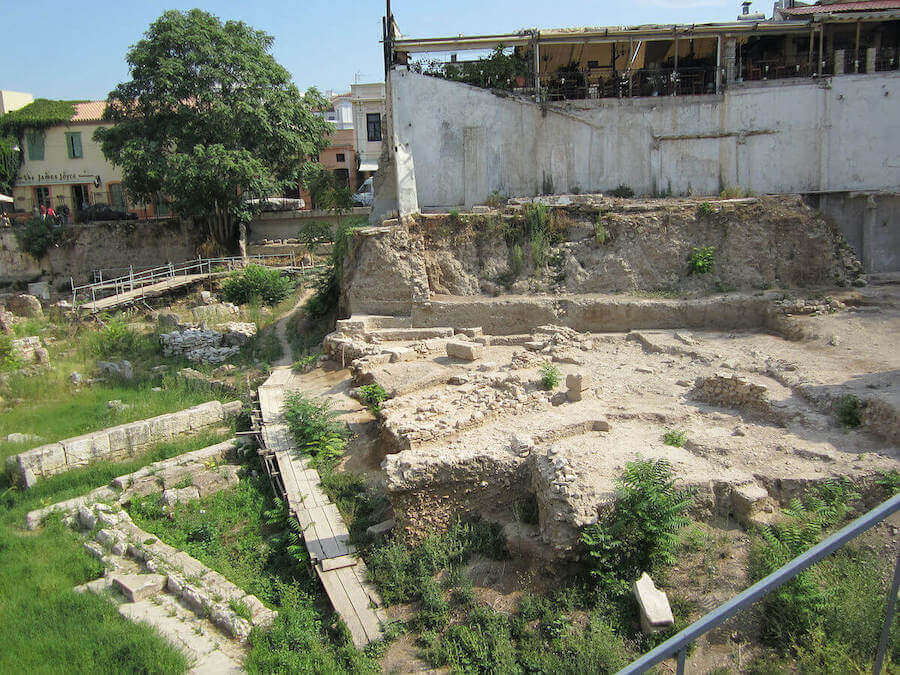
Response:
[94,9,332,250]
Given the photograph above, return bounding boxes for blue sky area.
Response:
[1,0,752,100]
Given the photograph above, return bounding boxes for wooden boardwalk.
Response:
[256,367,387,647]
[80,273,214,312]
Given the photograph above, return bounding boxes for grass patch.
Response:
[0,375,233,464]
[356,383,388,416]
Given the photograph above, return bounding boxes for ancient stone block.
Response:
[634,573,674,634]
[4,294,43,318]
[446,340,483,361]
[566,373,590,391]
[125,421,151,448]
[112,574,166,602]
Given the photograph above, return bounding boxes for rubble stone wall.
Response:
[6,400,243,487]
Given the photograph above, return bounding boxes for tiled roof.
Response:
[70,101,106,122]
[783,1,900,15]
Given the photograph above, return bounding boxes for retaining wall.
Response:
[6,400,243,487]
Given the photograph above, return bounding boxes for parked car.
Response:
[352,177,374,207]
[77,204,138,223]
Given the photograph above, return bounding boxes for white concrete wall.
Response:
[391,70,900,208]
[0,90,33,114]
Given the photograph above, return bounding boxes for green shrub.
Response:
[594,215,608,244]
[580,459,692,593]
[720,186,749,199]
[221,264,292,306]
[356,383,388,415]
[875,469,900,496]
[15,218,73,259]
[835,393,863,428]
[663,429,687,447]
[697,201,715,217]
[530,231,547,269]
[611,184,635,198]
[306,218,365,319]
[539,362,560,390]
[291,352,319,373]
[282,392,347,461]
[688,246,715,274]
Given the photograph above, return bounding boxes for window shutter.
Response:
[27,131,44,161]
[73,133,82,158]
[66,132,83,159]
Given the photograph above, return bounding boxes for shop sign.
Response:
[16,170,99,187]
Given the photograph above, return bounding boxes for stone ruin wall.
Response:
[0,219,203,290]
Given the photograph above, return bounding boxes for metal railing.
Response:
[70,252,318,309]
[618,492,900,674]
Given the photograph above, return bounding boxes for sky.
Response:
[0,0,752,101]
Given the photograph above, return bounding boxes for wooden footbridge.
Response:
[71,253,321,313]
[253,367,388,647]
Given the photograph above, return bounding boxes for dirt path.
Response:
[271,290,313,367]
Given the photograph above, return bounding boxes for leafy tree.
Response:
[94,10,332,252]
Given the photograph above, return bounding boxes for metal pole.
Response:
[675,649,686,675]
[716,35,722,94]
[874,552,900,675]
[673,35,679,96]
[818,25,824,77]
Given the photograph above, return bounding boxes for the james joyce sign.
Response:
[16,170,100,187]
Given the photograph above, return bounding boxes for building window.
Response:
[334,168,350,188]
[26,131,44,161]
[33,186,50,208]
[366,113,382,142]
[65,132,83,159]
[335,152,346,163]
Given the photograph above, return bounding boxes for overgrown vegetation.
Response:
[835,393,863,428]
[86,315,157,360]
[15,218,75,259]
[306,218,366,319]
[486,190,506,208]
[356,383,388,416]
[688,245,716,274]
[611,184,635,198]
[539,362,561,390]
[297,220,333,252]
[221,264,293,306]
[580,459,692,594]
[663,429,687,447]
[0,334,18,372]
[747,480,898,669]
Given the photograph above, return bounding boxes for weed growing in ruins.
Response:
[486,190,506,208]
[611,184,635,198]
[697,201,715,217]
[282,392,347,461]
[539,362,561,390]
[0,333,19,371]
[720,186,750,199]
[297,220,333,252]
[508,243,525,278]
[688,246,716,274]
[594,214,608,245]
[875,469,900,496]
[356,383,388,415]
[291,353,319,373]
[448,208,460,222]
[663,429,687,447]
[306,218,365,319]
[86,315,156,361]
[835,393,863,428]
[580,459,693,593]
[221,264,293,306]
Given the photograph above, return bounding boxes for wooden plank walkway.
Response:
[256,367,387,647]
[80,273,213,312]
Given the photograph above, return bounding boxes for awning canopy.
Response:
[358,161,378,172]
[0,194,14,203]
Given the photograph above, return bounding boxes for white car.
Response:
[352,177,374,207]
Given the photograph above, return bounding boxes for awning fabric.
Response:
[0,194,13,203]
[358,161,378,172]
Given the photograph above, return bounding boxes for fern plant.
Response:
[282,392,347,461]
[749,479,860,649]
[580,459,692,593]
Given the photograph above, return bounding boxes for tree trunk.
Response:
[207,202,238,254]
